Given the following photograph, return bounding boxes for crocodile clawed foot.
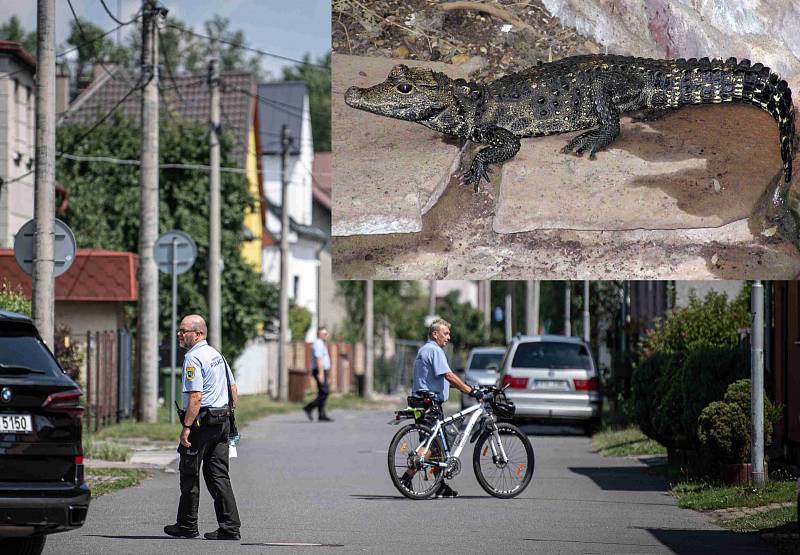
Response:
[462,162,492,192]
[561,131,607,159]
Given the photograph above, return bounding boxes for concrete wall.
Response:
[234,336,279,396]
[55,301,126,338]
[675,280,744,307]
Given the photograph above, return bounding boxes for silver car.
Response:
[498,335,601,433]
[459,346,506,409]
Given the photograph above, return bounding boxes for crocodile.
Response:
[344,54,796,192]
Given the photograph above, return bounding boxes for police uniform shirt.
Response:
[311,338,330,371]
[411,339,452,402]
[182,340,236,408]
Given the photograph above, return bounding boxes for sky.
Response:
[2,0,331,78]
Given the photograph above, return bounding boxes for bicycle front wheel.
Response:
[473,422,534,498]
[388,423,445,500]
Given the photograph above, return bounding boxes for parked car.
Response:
[459,346,506,409]
[498,334,601,433]
[0,310,90,555]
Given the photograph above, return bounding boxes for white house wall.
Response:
[0,59,35,248]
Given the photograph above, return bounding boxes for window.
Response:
[511,342,593,370]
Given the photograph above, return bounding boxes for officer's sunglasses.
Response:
[177,328,199,335]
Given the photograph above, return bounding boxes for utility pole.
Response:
[364,280,374,399]
[277,124,292,401]
[427,280,436,317]
[208,57,221,350]
[751,281,766,488]
[583,280,590,343]
[482,281,491,342]
[532,280,540,335]
[526,280,540,335]
[32,0,56,347]
[137,0,161,422]
[564,281,571,336]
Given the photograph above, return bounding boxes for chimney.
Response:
[55,63,69,115]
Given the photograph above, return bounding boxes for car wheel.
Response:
[583,418,601,436]
[0,535,46,555]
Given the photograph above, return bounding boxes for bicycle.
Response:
[388,385,534,500]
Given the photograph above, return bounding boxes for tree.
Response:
[282,52,331,152]
[56,116,277,362]
[335,281,426,343]
[436,291,486,352]
[0,15,36,55]
[65,17,130,81]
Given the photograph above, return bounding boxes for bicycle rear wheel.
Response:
[388,423,445,500]
[473,422,534,498]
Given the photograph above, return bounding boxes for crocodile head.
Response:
[345,64,456,123]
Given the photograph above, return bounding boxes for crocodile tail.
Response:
[676,57,795,182]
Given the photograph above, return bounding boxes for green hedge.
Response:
[632,288,751,450]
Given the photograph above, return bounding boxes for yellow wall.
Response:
[241,126,263,271]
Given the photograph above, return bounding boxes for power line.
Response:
[157,27,185,107]
[223,80,306,121]
[57,152,247,173]
[165,22,330,71]
[66,0,123,82]
[99,0,141,26]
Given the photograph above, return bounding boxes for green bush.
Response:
[0,281,31,316]
[632,288,751,450]
[697,379,779,464]
[288,304,312,342]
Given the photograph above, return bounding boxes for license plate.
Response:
[0,414,33,433]
[534,379,569,390]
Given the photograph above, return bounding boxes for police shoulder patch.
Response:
[186,366,195,380]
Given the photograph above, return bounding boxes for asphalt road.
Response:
[47,409,776,554]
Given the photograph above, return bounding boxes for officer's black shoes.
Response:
[318,414,334,422]
[303,406,314,421]
[435,482,459,499]
[164,524,199,538]
[204,528,241,540]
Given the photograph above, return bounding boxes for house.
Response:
[59,67,265,271]
[258,81,327,341]
[0,41,36,248]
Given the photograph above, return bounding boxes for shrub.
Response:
[54,325,84,381]
[0,281,31,316]
[632,288,751,450]
[288,304,312,342]
[697,379,780,464]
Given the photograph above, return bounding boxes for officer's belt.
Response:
[198,405,230,425]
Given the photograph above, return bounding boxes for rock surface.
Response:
[542,0,800,77]
[495,104,784,233]
[331,54,469,236]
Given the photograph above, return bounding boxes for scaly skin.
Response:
[345,54,796,191]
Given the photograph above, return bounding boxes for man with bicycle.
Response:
[404,319,484,498]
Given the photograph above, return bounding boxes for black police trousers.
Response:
[304,369,330,416]
[177,418,240,534]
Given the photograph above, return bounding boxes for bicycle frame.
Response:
[417,401,509,469]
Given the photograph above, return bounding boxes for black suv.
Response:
[0,310,90,554]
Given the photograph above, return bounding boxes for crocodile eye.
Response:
[396,83,413,94]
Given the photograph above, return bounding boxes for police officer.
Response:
[402,318,482,498]
[303,327,333,422]
[164,314,241,540]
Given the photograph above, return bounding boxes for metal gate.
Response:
[84,330,134,431]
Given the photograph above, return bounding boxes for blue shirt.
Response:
[311,338,330,371]
[411,340,452,402]
[182,340,236,408]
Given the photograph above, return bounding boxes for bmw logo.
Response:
[1,388,11,403]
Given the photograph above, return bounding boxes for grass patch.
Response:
[592,426,667,457]
[85,468,148,497]
[718,505,797,532]
[673,480,796,511]
[83,436,131,461]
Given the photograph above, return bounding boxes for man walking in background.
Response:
[304,327,333,422]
